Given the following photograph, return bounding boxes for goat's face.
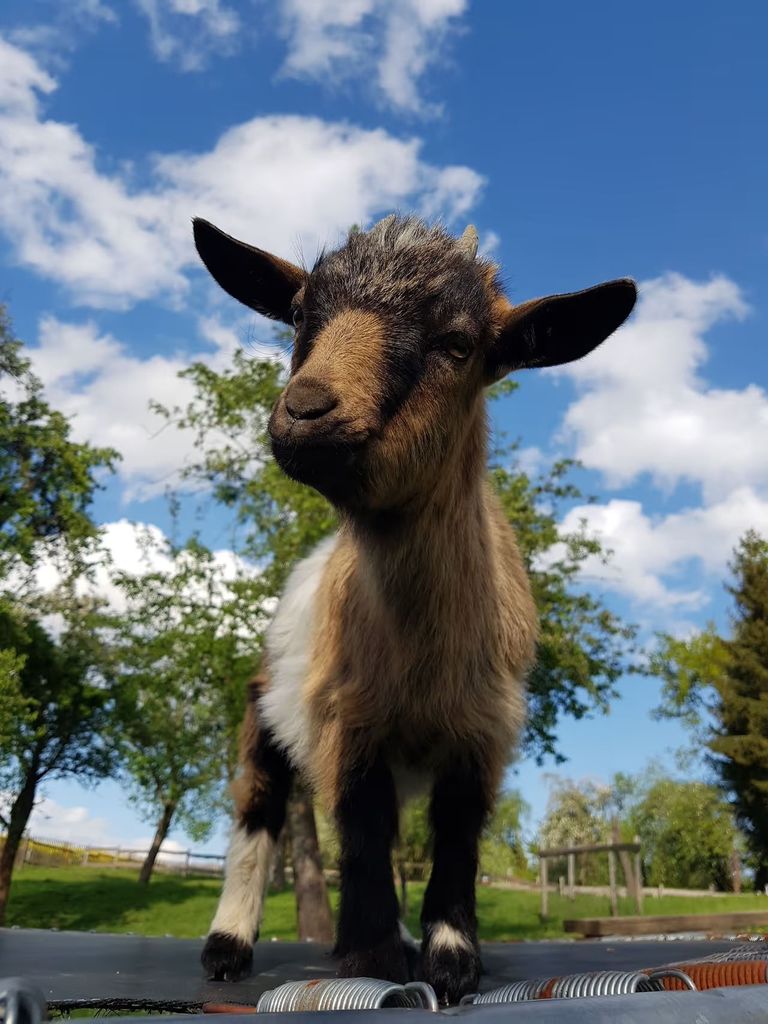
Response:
[193,215,636,511]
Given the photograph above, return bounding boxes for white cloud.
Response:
[8,1,117,71]
[555,488,768,609]
[24,795,114,846]
[135,0,241,71]
[545,274,768,610]
[0,35,484,308]
[29,317,205,498]
[278,0,468,114]
[555,272,761,503]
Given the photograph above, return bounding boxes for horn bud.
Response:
[458,224,479,260]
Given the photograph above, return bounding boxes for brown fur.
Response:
[303,405,537,809]
[231,675,270,821]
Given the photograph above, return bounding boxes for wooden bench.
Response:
[564,910,768,937]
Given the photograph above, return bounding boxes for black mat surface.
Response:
[0,929,744,1010]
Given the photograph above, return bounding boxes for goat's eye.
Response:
[292,307,304,328]
[440,332,473,362]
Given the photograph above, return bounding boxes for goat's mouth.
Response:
[269,426,369,506]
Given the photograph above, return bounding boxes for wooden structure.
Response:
[564,909,768,938]
[536,839,643,918]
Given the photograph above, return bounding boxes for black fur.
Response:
[201,931,254,982]
[334,754,408,983]
[420,756,492,1003]
[239,709,293,840]
[301,218,495,420]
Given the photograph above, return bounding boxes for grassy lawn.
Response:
[7,865,768,941]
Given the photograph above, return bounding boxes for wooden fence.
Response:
[3,834,226,876]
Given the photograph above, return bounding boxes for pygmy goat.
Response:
[193,214,637,1003]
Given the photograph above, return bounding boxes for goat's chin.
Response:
[270,437,367,507]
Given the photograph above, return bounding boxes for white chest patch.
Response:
[260,534,338,771]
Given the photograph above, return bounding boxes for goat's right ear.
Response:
[192,219,306,324]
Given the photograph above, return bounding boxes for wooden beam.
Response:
[538,841,640,858]
[564,910,768,938]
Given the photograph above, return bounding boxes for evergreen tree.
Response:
[709,531,768,886]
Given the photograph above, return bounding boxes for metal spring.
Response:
[546,970,661,999]
[654,961,768,991]
[463,968,692,1005]
[676,941,768,965]
[462,978,550,1005]
[255,978,438,1013]
[0,979,47,1024]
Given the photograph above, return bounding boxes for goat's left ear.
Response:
[192,218,306,324]
[485,278,637,381]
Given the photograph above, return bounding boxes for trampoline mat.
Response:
[0,928,746,1012]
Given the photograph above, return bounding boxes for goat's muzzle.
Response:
[268,386,372,505]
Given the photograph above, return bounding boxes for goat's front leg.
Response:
[420,755,492,1004]
[201,684,292,981]
[334,754,408,983]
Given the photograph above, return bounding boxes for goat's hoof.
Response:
[201,931,254,981]
[421,937,481,1005]
[336,933,410,984]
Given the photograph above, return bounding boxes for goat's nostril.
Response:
[284,380,338,421]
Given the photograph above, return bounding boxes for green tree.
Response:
[109,530,262,883]
[480,790,530,878]
[0,306,117,588]
[537,776,612,885]
[651,532,768,886]
[157,354,634,764]
[629,776,739,890]
[0,307,118,922]
[0,597,116,922]
[710,532,768,886]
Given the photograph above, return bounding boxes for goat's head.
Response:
[193,215,636,511]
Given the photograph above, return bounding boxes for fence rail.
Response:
[1,834,226,876]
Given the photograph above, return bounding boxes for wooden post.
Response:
[568,852,576,900]
[634,841,643,914]
[608,847,618,917]
[730,849,742,894]
[540,856,549,918]
[81,847,90,867]
[558,875,565,897]
[184,851,191,877]
[113,846,120,867]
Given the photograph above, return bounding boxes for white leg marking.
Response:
[429,922,473,953]
[261,534,337,771]
[209,826,275,942]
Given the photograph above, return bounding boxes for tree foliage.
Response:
[0,597,116,920]
[650,531,768,886]
[710,532,768,884]
[628,776,738,890]
[0,306,119,920]
[108,530,263,882]
[538,768,740,891]
[158,348,635,763]
[0,307,117,586]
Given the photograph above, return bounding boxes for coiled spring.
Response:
[0,979,47,1024]
[462,967,695,1005]
[677,941,768,964]
[256,978,438,1013]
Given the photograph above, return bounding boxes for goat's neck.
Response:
[350,407,491,627]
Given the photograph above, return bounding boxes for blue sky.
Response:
[1,0,766,856]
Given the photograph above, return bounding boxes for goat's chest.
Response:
[260,532,529,782]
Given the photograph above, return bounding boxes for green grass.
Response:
[7,865,768,941]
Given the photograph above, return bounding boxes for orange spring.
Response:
[646,960,768,991]
[537,978,558,999]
